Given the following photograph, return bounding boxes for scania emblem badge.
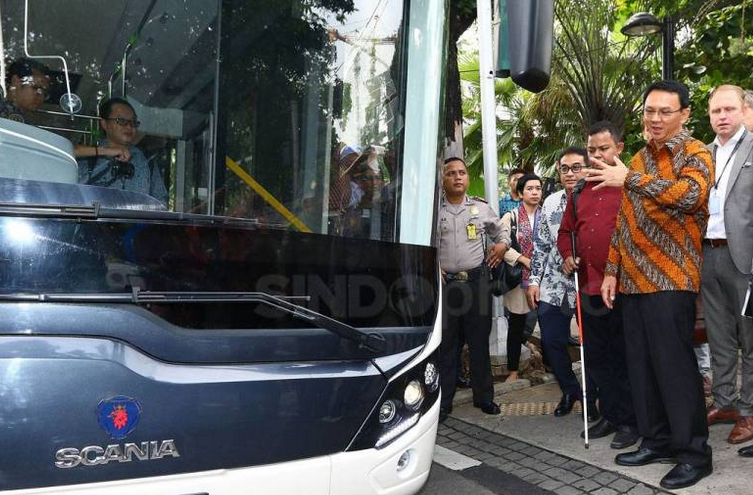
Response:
[97,396,142,440]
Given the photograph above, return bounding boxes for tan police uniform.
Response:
[437,194,509,412]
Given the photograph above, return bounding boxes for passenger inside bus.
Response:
[76,97,168,205]
[0,57,50,123]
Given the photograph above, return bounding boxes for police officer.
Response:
[438,157,510,422]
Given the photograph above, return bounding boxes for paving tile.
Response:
[554,486,586,495]
[562,459,588,471]
[575,465,601,478]
[515,467,536,478]
[522,472,551,485]
[539,479,565,491]
[591,488,618,495]
[608,478,637,493]
[545,456,570,467]
[626,484,656,495]
[572,478,601,492]
[504,451,526,461]
[592,471,619,486]
[521,445,542,456]
[534,450,559,461]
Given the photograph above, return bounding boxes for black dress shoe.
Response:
[615,447,675,466]
[586,402,600,422]
[660,462,712,489]
[581,418,616,439]
[554,394,577,417]
[473,401,501,415]
[611,425,640,449]
[739,445,753,457]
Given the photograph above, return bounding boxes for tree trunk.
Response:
[444,1,476,159]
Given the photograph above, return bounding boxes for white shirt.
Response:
[707,125,746,239]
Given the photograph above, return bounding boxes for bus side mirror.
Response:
[497,0,554,93]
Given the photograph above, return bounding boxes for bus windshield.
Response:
[0,0,444,246]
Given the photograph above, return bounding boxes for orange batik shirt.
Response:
[604,129,714,294]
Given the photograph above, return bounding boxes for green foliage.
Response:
[676,3,753,143]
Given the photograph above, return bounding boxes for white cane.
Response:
[571,232,589,449]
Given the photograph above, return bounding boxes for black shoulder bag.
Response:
[488,210,523,296]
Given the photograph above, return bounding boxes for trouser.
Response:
[581,295,636,427]
[538,301,581,397]
[701,244,753,415]
[622,291,711,467]
[507,311,528,371]
[440,276,494,409]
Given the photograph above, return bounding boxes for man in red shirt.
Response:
[558,121,638,449]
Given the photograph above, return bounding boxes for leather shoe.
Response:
[739,445,753,457]
[586,401,600,422]
[660,462,712,489]
[615,447,675,467]
[728,416,753,444]
[611,425,640,450]
[707,406,741,426]
[473,401,501,415]
[554,394,578,417]
[581,418,616,439]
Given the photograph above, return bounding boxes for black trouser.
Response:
[440,274,494,409]
[581,295,636,427]
[621,291,711,466]
[539,301,581,397]
[507,312,528,371]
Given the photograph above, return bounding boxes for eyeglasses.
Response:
[642,108,683,119]
[20,81,50,100]
[559,164,584,174]
[105,117,141,128]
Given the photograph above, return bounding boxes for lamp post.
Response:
[621,12,674,80]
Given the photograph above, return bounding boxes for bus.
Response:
[0,0,445,494]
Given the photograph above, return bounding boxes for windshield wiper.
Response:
[0,201,261,228]
[1,289,387,353]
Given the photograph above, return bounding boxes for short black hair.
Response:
[588,120,623,144]
[6,57,49,88]
[557,146,589,168]
[508,167,525,177]
[516,173,541,196]
[643,80,690,109]
[99,97,136,119]
[443,156,466,167]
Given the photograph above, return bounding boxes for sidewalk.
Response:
[442,379,751,495]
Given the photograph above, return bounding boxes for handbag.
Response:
[488,211,523,296]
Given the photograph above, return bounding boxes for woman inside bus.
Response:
[0,58,51,123]
[500,174,542,383]
[77,97,167,205]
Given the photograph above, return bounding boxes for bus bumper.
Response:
[3,401,439,495]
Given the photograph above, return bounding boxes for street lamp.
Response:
[621,12,675,80]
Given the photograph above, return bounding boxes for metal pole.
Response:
[477,0,499,213]
[662,16,674,80]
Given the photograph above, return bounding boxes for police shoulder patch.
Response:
[469,196,488,204]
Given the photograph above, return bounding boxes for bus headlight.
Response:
[347,350,440,451]
[379,400,398,424]
[403,380,424,411]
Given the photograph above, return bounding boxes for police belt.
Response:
[446,265,485,282]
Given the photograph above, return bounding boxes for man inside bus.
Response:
[77,97,168,205]
[0,58,51,123]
